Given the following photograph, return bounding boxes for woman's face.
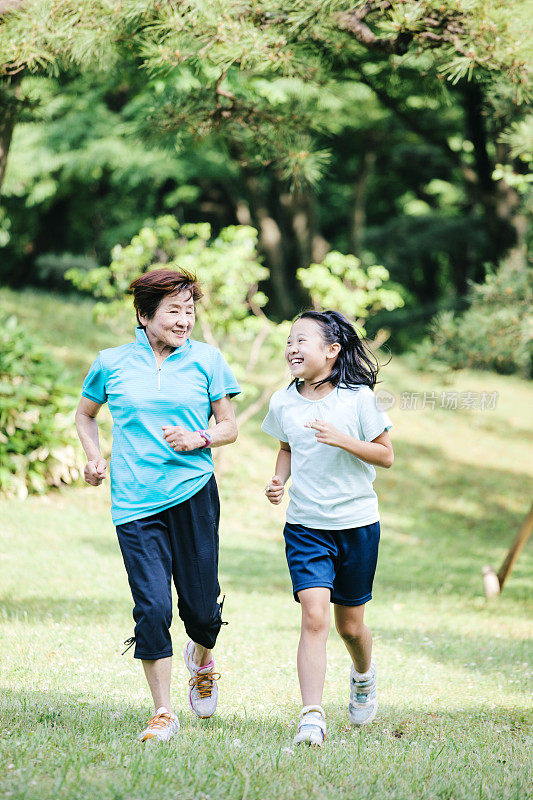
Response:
[140,289,195,349]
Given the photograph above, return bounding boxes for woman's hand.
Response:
[265,475,285,505]
[162,425,204,452]
[305,419,346,448]
[84,458,107,486]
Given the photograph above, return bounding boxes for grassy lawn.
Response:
[1,287,532,799]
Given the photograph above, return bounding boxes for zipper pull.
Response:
[157,367,161,390]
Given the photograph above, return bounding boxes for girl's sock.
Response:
[352,660,375,682]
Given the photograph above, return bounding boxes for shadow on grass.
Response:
[372,439,532,599]
[374,625,531,678]
[219,544,289,596]
[0,596,130,622]
[79,535,121,557]
[0,687,295,741]
[0,687,529,742]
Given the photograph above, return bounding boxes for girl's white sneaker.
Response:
[139,706,179,743]
[293,705,327,746]
[349,660,378,726]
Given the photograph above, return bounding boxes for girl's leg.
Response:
[297,587,331,706]
[334,603,372,673]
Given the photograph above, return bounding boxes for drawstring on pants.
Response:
[219,595,228,626]
[122,636,136,655]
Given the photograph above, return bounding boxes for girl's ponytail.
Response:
[295,310,386,390]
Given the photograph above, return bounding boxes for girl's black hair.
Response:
[290,310,388,391]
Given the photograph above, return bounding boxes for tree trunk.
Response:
[351,150,376,257]
[244,174,293,318]
[282,186,319,269]
[0,76,21,194]
[461,81,521,264]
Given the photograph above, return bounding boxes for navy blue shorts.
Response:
[283,521,380,606]
[116,474,224,660]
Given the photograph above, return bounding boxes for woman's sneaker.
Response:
[293,705,327,746]
[138,707,179,743]
[348,660,378,726]
[183,640,220,719]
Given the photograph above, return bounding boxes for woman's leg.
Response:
[334,603,372,673]
[169,477,223,657]
[297,587,331,706]
[142,657,173,711]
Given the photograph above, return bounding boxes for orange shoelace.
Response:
[189,671,221,698]
[145,710,172,730]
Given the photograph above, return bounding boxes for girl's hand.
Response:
[84,458,107,486]
[305,419,346,448]
[162,425,204,452]
[265,475,284,505]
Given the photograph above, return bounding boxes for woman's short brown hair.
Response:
[129,269,203,326]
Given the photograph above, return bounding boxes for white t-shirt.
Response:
[261,383,392,529]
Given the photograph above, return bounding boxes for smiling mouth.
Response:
[289,358,304,366]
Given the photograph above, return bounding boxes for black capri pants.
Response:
[116,474,223,659]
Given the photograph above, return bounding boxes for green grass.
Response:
[1,287,532,799]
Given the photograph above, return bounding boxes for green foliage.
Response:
[0,0,529,191]
[67,215,271,342]
[35,252,98,289]
[1,73,222,283]
[0,314,84,498]
[0,34,526,322]
[412,256,533,377]
[297,252,405,334]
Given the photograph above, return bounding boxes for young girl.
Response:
[262,310,393,746]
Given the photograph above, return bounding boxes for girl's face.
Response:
[286,318,340,382]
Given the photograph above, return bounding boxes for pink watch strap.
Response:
[197,430,212,449]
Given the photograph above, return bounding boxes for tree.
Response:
[1,1,530,319]
[1,1,529,193]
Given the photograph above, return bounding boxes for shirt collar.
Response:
[135,326,191,358]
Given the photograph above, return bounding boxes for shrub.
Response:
[35,252,98,290]
[411,256,533,378]
[0,314,84,498]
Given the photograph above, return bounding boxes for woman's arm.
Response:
[162,395,238,452]
[208,395,238,447]
[306,421,394,468]
[265,441,291,504]
[75,397,108,485]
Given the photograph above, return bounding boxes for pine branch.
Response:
[337,1,471,60]
[338,1,413,55]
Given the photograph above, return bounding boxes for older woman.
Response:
[75,269,240,743]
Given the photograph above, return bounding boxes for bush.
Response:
[0,315,84,498]
[35,252,98,290]
[411,256,533,378]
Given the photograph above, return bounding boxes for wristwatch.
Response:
[197,430,212,449]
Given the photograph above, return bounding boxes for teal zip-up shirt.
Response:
[82,326,241,525]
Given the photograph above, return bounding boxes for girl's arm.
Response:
[265,441,291,504]
[306,422,394,468]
